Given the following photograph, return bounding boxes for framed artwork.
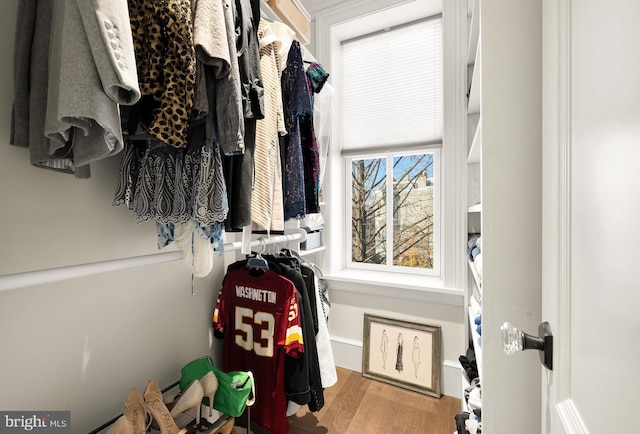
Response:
[362,314,442,398]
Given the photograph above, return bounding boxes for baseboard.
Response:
[330,336,462,399]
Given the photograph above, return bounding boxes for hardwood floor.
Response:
[233,367,460,434]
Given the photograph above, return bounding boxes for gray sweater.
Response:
[11,0,139,178]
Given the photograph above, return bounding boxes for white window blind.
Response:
[340,16,443,152]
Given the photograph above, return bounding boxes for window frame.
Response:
[344,148,442,277]
[314,0,468,295]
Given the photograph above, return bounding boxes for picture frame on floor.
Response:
[362,314,442,398]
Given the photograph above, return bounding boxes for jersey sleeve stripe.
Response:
[213,307,219,323]
[285,324,304,346]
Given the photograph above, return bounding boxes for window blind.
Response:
[340,16,443,152]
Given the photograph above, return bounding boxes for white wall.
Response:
[0,2,226,432]
[325,289,465,397]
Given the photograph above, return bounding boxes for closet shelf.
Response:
[300,246,326,256]
[460,373,471,413]
[468,258,482,294]
[468,203,482,213]
[468,119,481,163]
[468,297,483,381]
[467,41,481,114]
[264,0,311,44]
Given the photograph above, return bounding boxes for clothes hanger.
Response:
[246,238,269,273]
[280,247,303,263]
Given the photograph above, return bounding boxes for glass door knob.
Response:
[501,321,553,370]
[501,322,524,355]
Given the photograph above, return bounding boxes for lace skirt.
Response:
[113,125,228,229]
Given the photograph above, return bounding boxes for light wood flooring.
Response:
[233,366,461,434]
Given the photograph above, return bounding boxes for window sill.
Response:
[322,270,464,306]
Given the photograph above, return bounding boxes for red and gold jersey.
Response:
[212,268,303,434]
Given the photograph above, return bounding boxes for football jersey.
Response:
[212,267,304,434]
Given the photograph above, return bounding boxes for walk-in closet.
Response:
[1,0,639,433]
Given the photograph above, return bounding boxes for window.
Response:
[349,151,440,274]
[339,14,443,276]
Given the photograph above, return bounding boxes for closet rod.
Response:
[0,230,307,293]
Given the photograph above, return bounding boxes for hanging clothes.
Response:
[115,0,250,274]
[222,0,265,232]
[300,59,330,231]
[192,0,230,80]
[236,0,265,121]
[208,0,245,155]
[113,123,228,275]
[222,120,256,231]
[225,255,325,412]
[191,0,230,122]
[269,21,297,75]
[301,259,338,388]
[212,266,304,434]
[281,42,312,219]
[305,62,330,106]
[11,0,140,178]
[251,20,288,233]
[127,0,195,149]
[263,255,325,412]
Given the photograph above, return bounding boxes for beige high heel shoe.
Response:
[199,371,218,418]
[170,379,205,426]
[106,388,149,434]
[105,415,133,434]
[144,379,187,434]
[124,388,148,434]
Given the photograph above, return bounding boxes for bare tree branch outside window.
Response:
[351,153,434,269]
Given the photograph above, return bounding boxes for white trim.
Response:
[556,400,589,434]
[324,273,464,306]
[444,0,469,291]
[556,0,573,405]
[554,0,572,412]
[315,0,420,67]
[322,0,465,289]
[330,335,363,372]
[442,359,464,399]
[543,1,589,432]
[542,0,562,431]
[432,148,442,276]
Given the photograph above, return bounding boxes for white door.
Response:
[541,0,640,432]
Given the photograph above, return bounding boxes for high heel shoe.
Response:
[178,355,220,416]
[124,388,148,434]
[144,379,187,434]
[199,371,218,418]
[106,388,149,434]
[105,415,133,434]
[170,379,205,426]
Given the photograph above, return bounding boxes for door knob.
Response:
[501,321,553,370]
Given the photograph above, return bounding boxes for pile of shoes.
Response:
[453,378,482,434]
[107,372,219,434]
[454,349,482,434]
